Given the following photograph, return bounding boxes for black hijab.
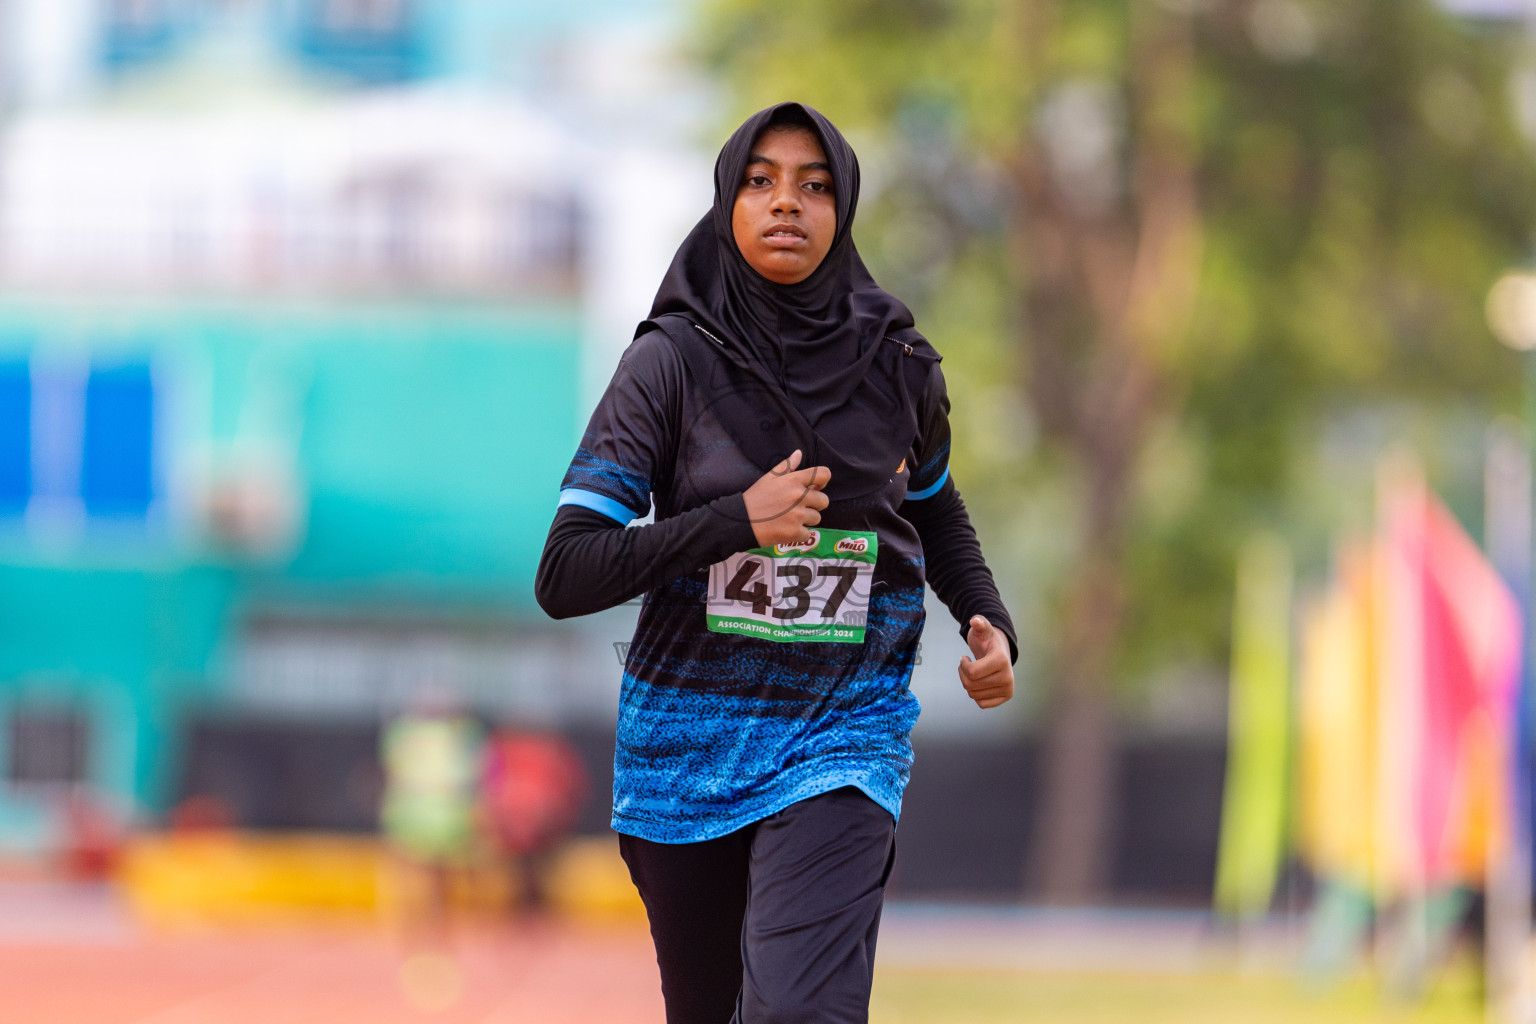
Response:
[638,101,940,501]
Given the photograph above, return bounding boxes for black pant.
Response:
[619,787,897,1024]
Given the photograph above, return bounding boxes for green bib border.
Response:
[704,614,867,644]
[744,527,878,565]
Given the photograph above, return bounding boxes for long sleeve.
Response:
[539,327,760,619]
[536,498,758,620]
[897,360,1018,663]
[901,475,1018,664]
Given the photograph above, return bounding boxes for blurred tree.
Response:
[697,0,1536,903]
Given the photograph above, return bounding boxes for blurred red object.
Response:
[58,792,124,881]
[480,731,587,857]
[168,794,237,834]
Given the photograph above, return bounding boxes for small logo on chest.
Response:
[775,532,820,555]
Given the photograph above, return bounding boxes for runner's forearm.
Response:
[535,498,758,619]
[902,478,1018,664]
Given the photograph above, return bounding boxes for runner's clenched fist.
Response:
[960,615,1014,709]
[743,449,831,548]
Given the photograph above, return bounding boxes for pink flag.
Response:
[1383,472,1522,888]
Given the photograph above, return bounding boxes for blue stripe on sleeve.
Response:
[904,465,949,502]
[563,446,651,515]
[558,487,643,524]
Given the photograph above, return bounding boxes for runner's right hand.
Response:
[743,449,831,548]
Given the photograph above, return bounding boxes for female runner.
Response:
[537,101,1016,1024]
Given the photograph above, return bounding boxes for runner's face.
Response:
[731,126,836,285]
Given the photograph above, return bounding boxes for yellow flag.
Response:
[1295,543,1377,891]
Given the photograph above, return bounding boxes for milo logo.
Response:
[776,531,819,555]
[834,537,869,555]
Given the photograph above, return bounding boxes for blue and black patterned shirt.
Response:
[546,328,993,844]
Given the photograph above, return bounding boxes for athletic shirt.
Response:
[548,328,997,844]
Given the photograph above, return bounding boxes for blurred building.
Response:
[0,0,707,852]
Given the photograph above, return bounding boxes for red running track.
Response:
[0,921,666,1024]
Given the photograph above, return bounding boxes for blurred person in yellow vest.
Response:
[380,697,484,934]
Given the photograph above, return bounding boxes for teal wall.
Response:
[0,296,581,849]
[297,314,576,591]
[0,567,234,847]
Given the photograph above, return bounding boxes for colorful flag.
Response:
[1379,463,1522,890]
[1295,542,1377,891]
[1215,532,1294,918]
[1292,454,1526,991]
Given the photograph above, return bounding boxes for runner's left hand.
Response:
[959,615,1013,710]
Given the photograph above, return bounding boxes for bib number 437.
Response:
[723,560,859,620]
[706,528,877,644]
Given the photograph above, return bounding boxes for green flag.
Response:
[1215,532,1294,918]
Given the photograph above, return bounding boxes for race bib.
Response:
[706,528,878,644]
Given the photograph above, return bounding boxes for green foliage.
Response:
[695,0,1536,693]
